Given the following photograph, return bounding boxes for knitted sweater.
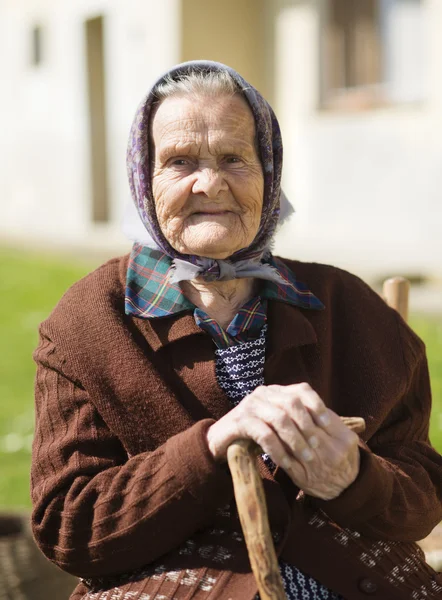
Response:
[31,255,442,600]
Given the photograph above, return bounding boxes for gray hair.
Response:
[153,69,241,102]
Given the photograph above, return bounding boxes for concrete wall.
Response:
[1,0,441,278]
[181,0,268,99]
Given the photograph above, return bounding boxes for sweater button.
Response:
[358,578,378,594]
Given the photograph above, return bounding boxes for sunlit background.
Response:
[0,1,441,592]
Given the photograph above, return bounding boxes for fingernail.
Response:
[308,435,319,449]
[301,448,314,462]
[319,412,331,426]
[281,457,291,470]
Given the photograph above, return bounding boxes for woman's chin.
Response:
[179,230,243,259]
[183,243,237,260]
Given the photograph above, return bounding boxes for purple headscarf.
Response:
[126,60,290,284]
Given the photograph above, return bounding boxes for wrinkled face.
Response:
[151,93,264,259]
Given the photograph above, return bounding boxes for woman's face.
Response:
[151,93,264,259]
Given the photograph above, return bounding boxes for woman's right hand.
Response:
[206,383,360,500]
[206,382,332,468]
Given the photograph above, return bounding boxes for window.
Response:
[321,0,425,110]
[31,26,43,66]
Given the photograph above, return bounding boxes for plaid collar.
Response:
[193,295,268,348]
[125,244,324,320]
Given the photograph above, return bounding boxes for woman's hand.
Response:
[206,383,360,500]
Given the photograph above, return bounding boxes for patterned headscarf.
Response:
[126,60,288,284]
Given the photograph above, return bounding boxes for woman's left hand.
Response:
[269,384,361,501]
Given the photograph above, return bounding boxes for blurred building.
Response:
[1,0,441,278]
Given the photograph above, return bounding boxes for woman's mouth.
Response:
[191,210,232,217]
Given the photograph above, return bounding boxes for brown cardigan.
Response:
[31,254,442,600]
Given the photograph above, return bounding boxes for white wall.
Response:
[381,0,426,103]
[271,0,442,278]
[1,0,441,279]
[0,0,181,250]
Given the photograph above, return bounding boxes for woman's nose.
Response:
[191,168,228,198]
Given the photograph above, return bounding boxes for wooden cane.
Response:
[227,416,366,600]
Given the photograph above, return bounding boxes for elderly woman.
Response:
[31,61,442,600]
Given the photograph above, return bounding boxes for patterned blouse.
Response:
[125,245,344,600]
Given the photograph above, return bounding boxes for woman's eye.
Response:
[171,158,189,166]
[224,156,242,165]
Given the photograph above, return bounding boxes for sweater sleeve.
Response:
[31,336,234,579]
[312,314,442,541]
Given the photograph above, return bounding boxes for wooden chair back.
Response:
[383,276,410,322]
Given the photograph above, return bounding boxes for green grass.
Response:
[0,248,95,509]
[0,248,441,509]
[409,315,442,451]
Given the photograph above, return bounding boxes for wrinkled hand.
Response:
[206,383,360,500]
